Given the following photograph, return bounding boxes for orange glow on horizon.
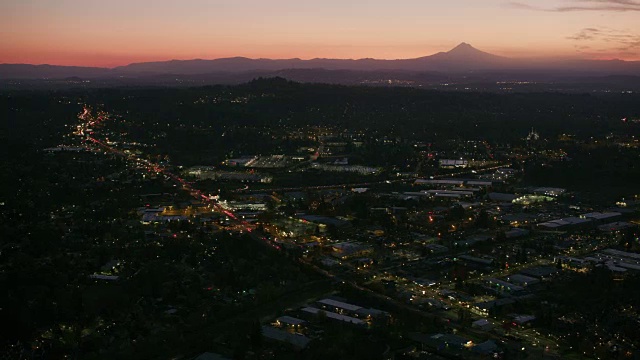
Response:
[1,0,638,67]
[3,45,638,68]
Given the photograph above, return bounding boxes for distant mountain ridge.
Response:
[112,43,518,74]
[1,43,639,81]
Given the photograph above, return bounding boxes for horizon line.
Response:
[0,43,634,69]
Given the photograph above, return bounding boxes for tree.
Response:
[497,252,507,270]
[475,210,490,229]
[517,249,528,263]
[448,205,465,220]
[249,319,263,351]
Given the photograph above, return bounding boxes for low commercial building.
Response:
[512,315,536,326]
[456,234,491,247]
[472,340,500,356]
[520,266,559,280]
[224,157,256,167]
[89,274,119,281]
[486,278,524,294]
[261,326,311,350]
[275,316,306,328]
[439,159,468,169]
[581,212,621,223]
[425,244,449,254]
[299,215,351,229]
[355,307,389,320]
[471,298,515,316]
[187,167,272,183]
[424,189,476,198]
[459,255,495,268]
[488,193,518,202]
[505,228,530,239]
[505,274,540,287]
[300,307,365,326]
[224,201,267,211]
[586,249,640,272]
[602,249,640,262]
[330,242,373,259]
[532,187,566,197]
[557,256,588,270]
[415,179,464,186]
[311,163,379,174]
[598,222,635,232]
[537,217,592,230]
[472,319,495,331]
[512,194,555,205]
[410,333,473,351]
[316,298,361,313]
[467,180,493,187]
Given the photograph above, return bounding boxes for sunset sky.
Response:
[1,0,639,67]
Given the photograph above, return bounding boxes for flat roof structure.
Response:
[513,315,536,325]
[473,298,516,311]
[538,217,592,229]
[488,193,518,202]
[486,278,524,292]
[532,187,566,196]
[520,266,559,279]
[472,319,492,327]
[317,298,362,312]
[505,228,530,238]
[439,159,468,167]
[89,274,119,281]
[618,262,640,271]
[598,222,634,232]
[301,307,365,325]
[459,255,494,266]
[299,215,350,227]
[581,212,621,220]
[473,340,499,355]
[276,316,306,326]
[506,274,540,286]
[603,249,640,261]
[605,262,628,272]
[467,180,493,186]
[356,307,389,318]
[261,326,311,349]
[415,179,464,186]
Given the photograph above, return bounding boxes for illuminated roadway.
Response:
[74,106,558,355]
[75,107,281,249]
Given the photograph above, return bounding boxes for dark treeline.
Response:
[6,78,640,141]
[88,79,639,139]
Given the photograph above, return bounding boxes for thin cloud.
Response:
[578,0,640,5]
[507,0,640,11]
[567,28,601,40]
[568,27,640,56]
[505,2,540,10]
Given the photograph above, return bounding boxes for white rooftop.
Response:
[317,298,362,312]
[581,212,621,220]
[301,307,365,325]
[276,316,306,325]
